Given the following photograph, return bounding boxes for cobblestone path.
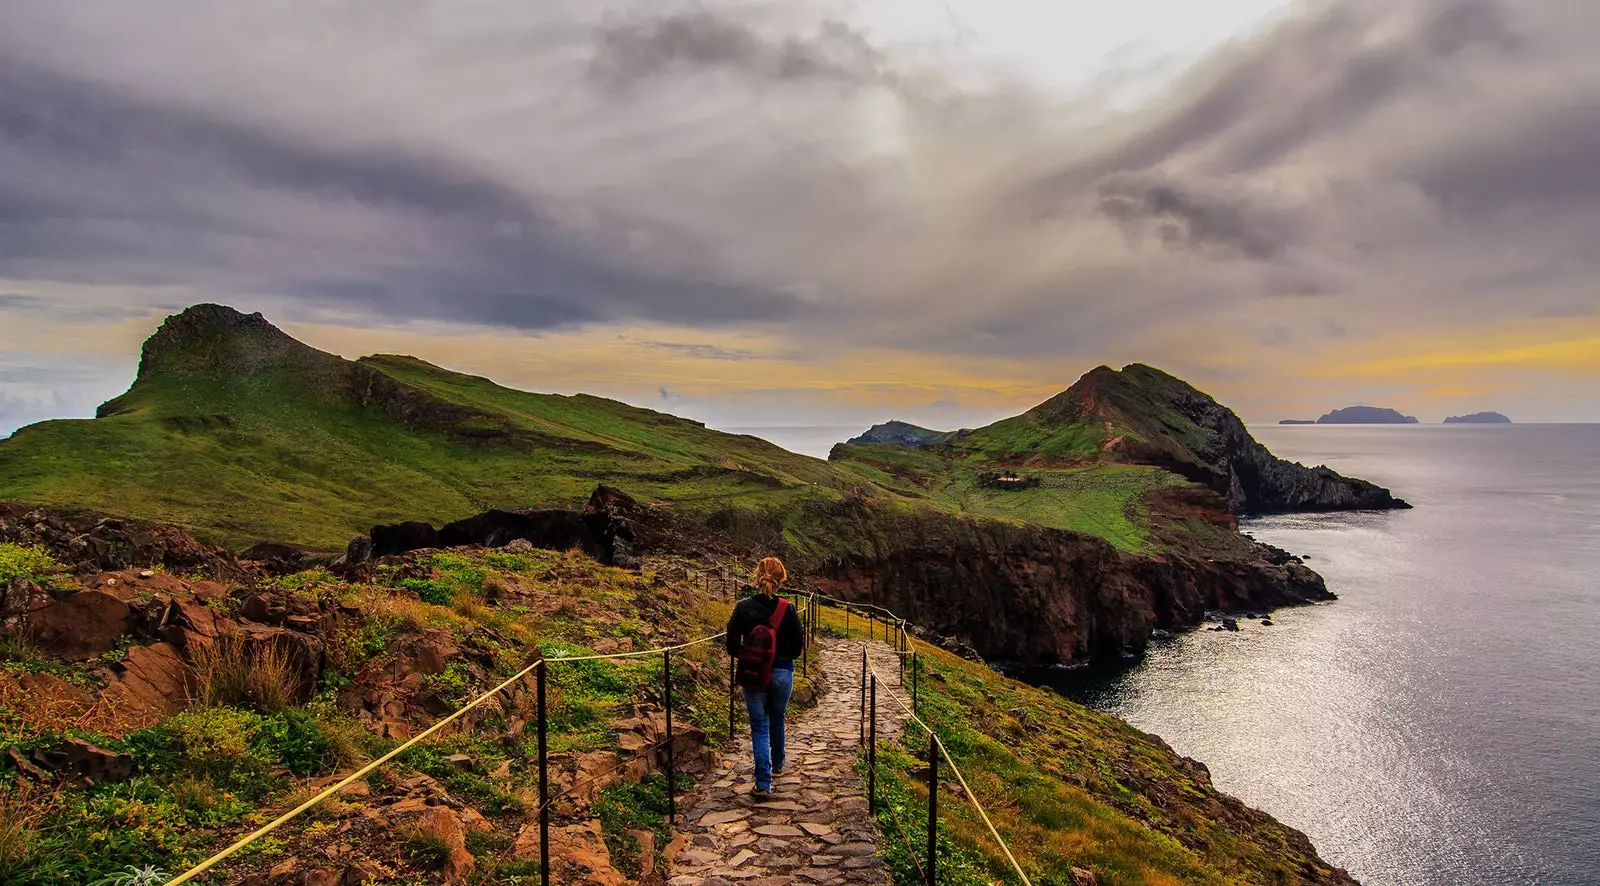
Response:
[667,638,909,886]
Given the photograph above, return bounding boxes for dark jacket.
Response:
[726,593,804,661]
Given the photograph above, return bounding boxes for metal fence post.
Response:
[859,646,867,746]
[927,735,938,886]
[728,655,737,745]
[846,605,851,637]
[536,660,550,886]
[912,651,919,718]
[801,596,809,676]
[868,674,877,814]
[664,649,676,823]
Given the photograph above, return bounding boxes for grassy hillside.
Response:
[0,307,1265,563]
[829,606,1354,886]
[829,443,1185,553]
[0,307,863,548]
[0,542,1350,885]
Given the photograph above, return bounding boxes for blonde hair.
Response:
[752,557,787,596]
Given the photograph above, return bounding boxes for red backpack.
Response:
[735,597,789,690]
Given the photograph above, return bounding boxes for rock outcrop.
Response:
[812,504,1329,666]
[1063,366,1410,513]
[0,503,240,577]
[355,485,656,568]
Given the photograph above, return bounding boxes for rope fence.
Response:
[163,567,1034,886]
[808,591,1037,886]
[164,614,733,886]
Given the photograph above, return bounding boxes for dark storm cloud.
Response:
[1095,171,1301,261]
[0,0,1597,379]
[0,50,798,331]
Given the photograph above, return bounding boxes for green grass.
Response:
[831,445,1184,553]
[0,316,1258,564]
[817,605,1350,885]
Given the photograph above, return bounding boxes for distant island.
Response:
[1278,419,1316,425]
[1444,411,1512,424]
[1316,406,1419,424]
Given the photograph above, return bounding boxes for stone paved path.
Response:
[667,638,909,886]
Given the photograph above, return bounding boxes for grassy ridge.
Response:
[813,605,1348,886]
[1,352,862,548]
[0,310,1258,564]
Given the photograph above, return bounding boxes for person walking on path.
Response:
[726,556,805,800]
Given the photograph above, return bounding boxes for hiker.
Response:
[726,556,804,799]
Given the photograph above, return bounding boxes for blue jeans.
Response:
[742,665,794,791]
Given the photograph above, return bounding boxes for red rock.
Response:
[29,589,131,659]
[414,807,475,885]
[98,642,190,721]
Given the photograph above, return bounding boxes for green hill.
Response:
[832,363,1408,533]
[0,306,1389,669]
[0,306,854,548]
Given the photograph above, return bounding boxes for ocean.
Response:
[1047,425,1600,886]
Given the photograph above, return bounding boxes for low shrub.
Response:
[0,543,64,587]
[190,636,299,712]
[397,577,453,606]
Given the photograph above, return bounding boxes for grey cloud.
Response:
[591,11,892,91]
[0,0,1597,387]
[0,49,799,332]
[1096,171,1301,261]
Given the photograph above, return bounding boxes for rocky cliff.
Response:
[1052,365,1410,513]
[807,502,1327,665]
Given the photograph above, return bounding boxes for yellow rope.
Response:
[865,651,1035,886]
[544,632,726,662]
[163,630,726,886]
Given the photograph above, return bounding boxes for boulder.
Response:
[1071,868,1100,886]
[386,630,458,680]
[502,538,536,554]
[39,737,134,783]
[232,623,325,703]
[370,521,439,558]
[414,806,475,885]
[515,820,626,886]
[97,641,191,723]
[29,589,131,659]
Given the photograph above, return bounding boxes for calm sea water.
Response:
[1048,425,1600,886]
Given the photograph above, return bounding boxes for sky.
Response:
[3,0,1599,444]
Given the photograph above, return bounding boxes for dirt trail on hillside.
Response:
[667,639,908,886]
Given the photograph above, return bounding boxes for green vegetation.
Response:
[592,774,688,879]
[832,445,1184,552]
[814,606,1350,886]
[0,546,791,884]
[0,309,1250,564]
[0,543,67,589]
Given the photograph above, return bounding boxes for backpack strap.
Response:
[766,597,789,631]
